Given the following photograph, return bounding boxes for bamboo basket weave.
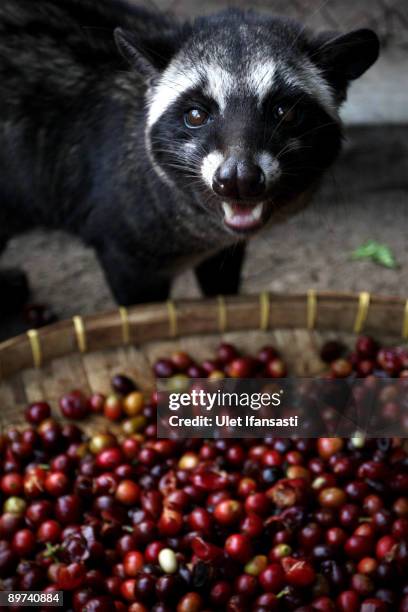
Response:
[1,291,408,431]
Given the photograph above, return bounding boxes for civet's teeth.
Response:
[249,203,263,221]
[222,202,235,221]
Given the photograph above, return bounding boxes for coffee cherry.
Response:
[331,359,352,378]
[121,578,136,601]
[312,596,336,611]
[255,593,279,609]
[265,358,287,378]
[177,592,203,612]
[60,391,89,420]
[37,519,61,544]
[337,591,360,612]
[191,536,223,563]
[178,452,199,470]
[287,465,310,481]
[259,563,285,592]
[170,350,193,371]
[89,433,116,455]
[186,365,206,378]
[154,360,176,378]
[217,343,239,364]
[392,517,408,539]
[96,448,123,470]
[240,513,263,538]
[226,357,257,378]
[201,359,222,375]
[317,438,344,459]
[45,471,70,496]
[318,487,347,508]
[320,340,345,363]
[339,504,360,529]
[1,474,23,496]
[282,557,316,587]
[361,599,387,612]
[225,534,252,563]
[235,573,258,597]
[55,494,81,524]
[210,580,232,606]
[358,557,377,575]
[111,374,137,396]
[400,596,408,612]
[262,449,283,467]
[326,527,347,547]
[124,392,144,416]
[208,370,225,381]
[25,402,51,425]
[134,573,156,602]
[145,541,165,564]
[376,535,396,559]
[25,500,52,526]
[82,596,115,612]
[155,574,179,603]
[299,523,322,550]
[269,543,292,561]
[351,573,374,596]
[57,562,86,590]
[124,551,144,577]
[12,529,35,556]
[24,303,58,328]
[244,492,270,516]
[237,477,257,497]
[258,346,279,363]
[345,535,373,559]
[104,395,123,421]
[88,393,105,413]
[375,589,396,605]
[244,555,268,576]
[115,480,140,506]
[158,509,183,537]
[393,497,408,516]
[355,335,377,357]
[4,496,26,516]
[357,359,375,376]
[214,500,243,525]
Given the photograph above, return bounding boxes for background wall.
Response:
[1,0,408,341]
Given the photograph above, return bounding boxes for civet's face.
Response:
[116,11,379,235]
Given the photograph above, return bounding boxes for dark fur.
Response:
[0,1,379,307]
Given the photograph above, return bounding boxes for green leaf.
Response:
[374,245,397,268]
[352,241,377,259]
[351,241,398,269]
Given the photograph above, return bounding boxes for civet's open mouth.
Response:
[222,202,265,232]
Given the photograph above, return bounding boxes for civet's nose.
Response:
[212,159,266,200]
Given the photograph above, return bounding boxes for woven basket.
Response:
[0,291,407,431]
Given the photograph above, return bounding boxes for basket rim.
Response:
[1,291,407,382]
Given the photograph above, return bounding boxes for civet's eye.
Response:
[274,105,299,124]
[184,108,210,129]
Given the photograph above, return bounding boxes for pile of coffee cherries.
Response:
[0,336,407,611]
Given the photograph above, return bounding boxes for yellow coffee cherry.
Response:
[124,391,144,416]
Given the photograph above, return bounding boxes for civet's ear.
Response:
[114,27,180,79]
[311,28,380,91]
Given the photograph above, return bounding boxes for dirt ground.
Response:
[1,125,407,341]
